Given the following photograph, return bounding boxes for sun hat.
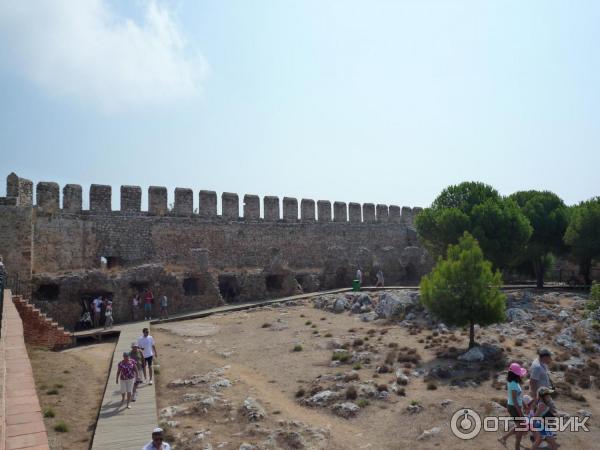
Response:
[122,351,130,357]
[131,341,138,348]
[509,362,527,377]
[537,386,554,397]
[522,394,533,405]
[538,348,553,357]
[152,427,163,434]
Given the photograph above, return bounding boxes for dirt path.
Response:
[28,341,115,450]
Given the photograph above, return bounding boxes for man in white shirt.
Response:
[137,327,158,384]
[142,428,170,450]
[92,296,103,328]
[356,269,363,286]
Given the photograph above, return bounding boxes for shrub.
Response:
[353,339,364,347]
[295,388,306,398]
[357,399,369,408]
[426,381,438,390]
[43,407,55,418]
[46,389,59,395]
[377,384,388,392]
[396,387,406,396]
[352,363,362,370]
[305,321,312,325]
[324,332,333,337]
[293,345,303,352]
[54,421,69,433]
[261,323,272,328]
[54,383,64,389]
[332,350,350,363]
[346,386,358,400]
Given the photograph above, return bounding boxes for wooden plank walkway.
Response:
[91,321,156,450]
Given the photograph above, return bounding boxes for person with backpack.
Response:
[531,387,559,450]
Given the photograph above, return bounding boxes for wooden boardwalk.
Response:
[91,322,156,450]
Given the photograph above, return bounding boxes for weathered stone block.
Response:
[317,200,331,222]
[388,205,401,223]
[348,203,361,223]
[7,173,33,206]
[199,190,217,217]
[283,197,298,221]
[36,182,59,212]
[333,202,347,222]
[63,184,82,212]
[174,188,193,216]
[401,206,413,225]
[243,194,260,220]
[120,185,141,212]
[222,192,239,220]
[362,203,375,222]
[264,196,280,221]
[300,199,315,221]
[376,204,389,222]
[90,184,111,211]
[148,186,167,216]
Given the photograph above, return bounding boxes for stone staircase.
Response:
[12,296,73,350]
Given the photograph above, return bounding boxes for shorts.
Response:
[144,356,153,368]
[507,405,528,428]
[531,419,556,438]
[144,304,152,311]
[161,305,167,311]
[120,378,135,394]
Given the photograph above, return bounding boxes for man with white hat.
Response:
[142,428,170,450]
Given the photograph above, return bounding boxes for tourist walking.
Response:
[104,299,113,329]
[132,294,140,321]
[130,342,144,401]
[356,268,363,286]
[143,289,154,320]
[137,327,158,384]
[115,351,137,409]
[530,348,554,402]
[142,428,171,450]
[375,269,384,287]
[498,362,528,450]
[92,296,103,327]
[160,294,168,319]
[531,387,559,450]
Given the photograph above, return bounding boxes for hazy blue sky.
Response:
[0,0,598,212]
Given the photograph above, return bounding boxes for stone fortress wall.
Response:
[0,173,431,329]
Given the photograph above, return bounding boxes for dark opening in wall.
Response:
[218,275,240,303]
[335,267,349,287]
[404,264,418,285]
[101,256,122,269]
[183,277,204,296]
[265,274,284,292]
[129,281,149,293]
[36,284,60,301]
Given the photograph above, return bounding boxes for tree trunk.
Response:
[580,258,592,286]
[533,257,544,289]
[469,321,475,349]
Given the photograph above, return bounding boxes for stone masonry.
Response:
[0,173,430,329]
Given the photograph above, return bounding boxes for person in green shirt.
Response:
[130,342,145,401]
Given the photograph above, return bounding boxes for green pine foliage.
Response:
[420,232,505,348]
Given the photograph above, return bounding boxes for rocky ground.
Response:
[153,289,600,449]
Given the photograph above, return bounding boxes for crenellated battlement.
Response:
[2,173,422,225]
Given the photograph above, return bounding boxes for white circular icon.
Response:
[450,408,482,440]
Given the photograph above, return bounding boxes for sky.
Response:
[0,0,598,212]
